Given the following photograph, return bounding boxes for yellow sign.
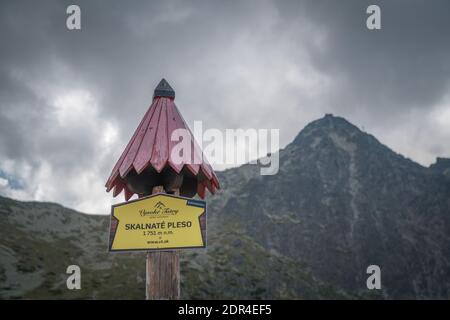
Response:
[108,194,206,252]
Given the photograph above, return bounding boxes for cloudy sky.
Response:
[0,0,449,213]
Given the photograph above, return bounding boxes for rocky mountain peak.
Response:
[296,114,361,138]
[223,115,450,299]
[430,157,450,177]
[286,114,424,176]
[291,114,376,152]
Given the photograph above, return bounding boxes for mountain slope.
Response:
[0,196,339,299]
[215,114,450,299]
[1,114,450,299]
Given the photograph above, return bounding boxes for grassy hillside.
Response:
[0,195,345,299]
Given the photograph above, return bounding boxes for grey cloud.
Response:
[0,0,449,211]
[277,0,450,116]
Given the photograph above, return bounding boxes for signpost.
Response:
[105,79,219,300]
[109,193,206,252]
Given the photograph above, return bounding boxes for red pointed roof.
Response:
[105,79,220,200]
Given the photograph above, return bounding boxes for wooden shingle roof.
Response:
[105,79,220,200]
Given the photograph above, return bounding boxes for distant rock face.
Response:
[1,114,449,299]
[215,115,450,299]
[430,157,450,178]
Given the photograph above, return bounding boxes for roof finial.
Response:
[154,78,175,98]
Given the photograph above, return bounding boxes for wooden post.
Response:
[145,185,180,300]
[105,79,219,300]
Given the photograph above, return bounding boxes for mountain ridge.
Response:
[213,114,450,298]
[1,114,450,299]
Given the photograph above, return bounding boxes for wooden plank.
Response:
[112,180,125,197]
[124,187,133,201]
[150,99,169,172]
[197,181,206,199]
[171,104,200,175]
[145,185,180,300]
[166,99,185,173]
[133,98,163,174]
